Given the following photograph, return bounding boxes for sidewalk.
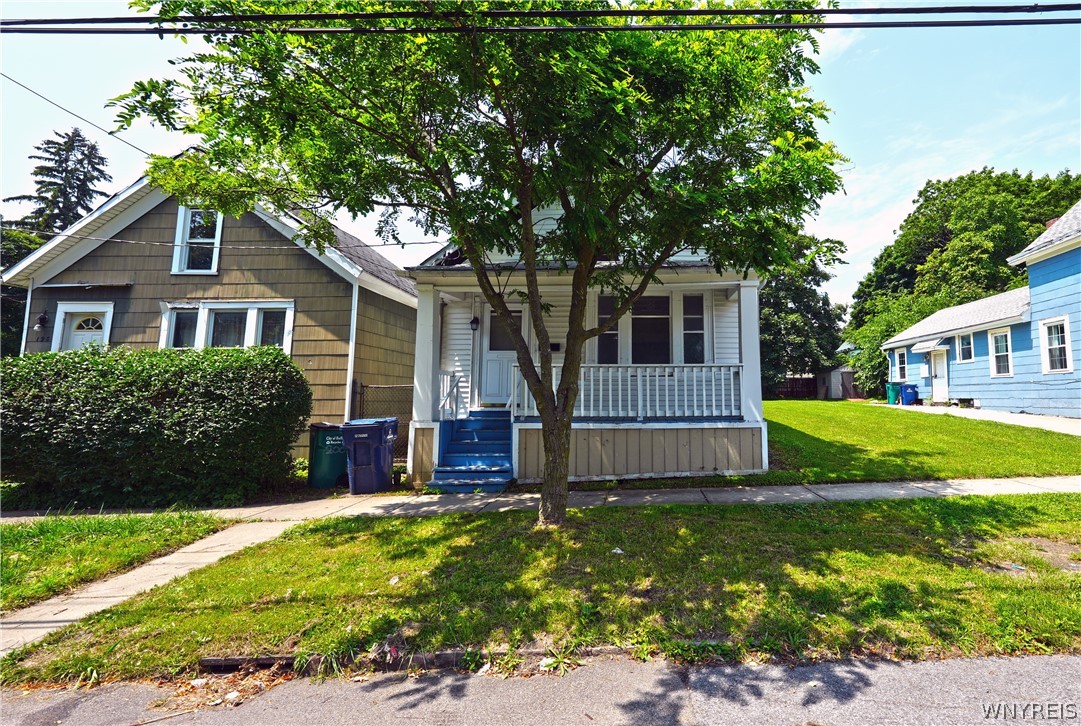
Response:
[2,654,1078,725]
[3,475,1078,657]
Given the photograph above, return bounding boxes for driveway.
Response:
[882,403,1081,436]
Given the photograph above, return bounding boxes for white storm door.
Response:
[480,308,522,404]
[931,350,949,402]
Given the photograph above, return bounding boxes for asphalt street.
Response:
[3,654,1078,725]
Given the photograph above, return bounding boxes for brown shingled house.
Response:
[1,175,417,447]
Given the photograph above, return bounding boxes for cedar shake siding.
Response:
[25,197,417,439]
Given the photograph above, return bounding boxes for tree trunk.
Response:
[537,412,573,526]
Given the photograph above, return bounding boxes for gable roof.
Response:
[1,176,415,305]
[1008,197,1081,266]
[881,287,1031,349]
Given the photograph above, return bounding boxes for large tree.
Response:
[4,128,112,234]
[759,236,846,395]
[115,0,843,524]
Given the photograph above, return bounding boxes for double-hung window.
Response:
[682,295,706,364]
[1040,316,1072,374]
[161,301,294,353]
[988,328,1012,377]
[894,351,907,381]
[172,206,224,274]
[956,333,973,362]
[631,296,671,364]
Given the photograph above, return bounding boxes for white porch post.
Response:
[738,280,764,423]
[412,284,442,423]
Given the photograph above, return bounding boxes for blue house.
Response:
[881,199,1081,418]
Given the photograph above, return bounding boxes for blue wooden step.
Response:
[445,440,511,454]
[440,453,512,468]
[451,427,511,441]
[468,409,511,419]
[426,479,510,494]
[431,465,511,481]
[455,418,512,432]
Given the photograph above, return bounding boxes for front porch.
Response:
[407,273,767,487]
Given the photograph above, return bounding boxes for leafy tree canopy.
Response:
[845,167,1081,395]
[3,128,112,234]
[759,235,846,394]
[849,168,1081,328]
[114,0,844,523]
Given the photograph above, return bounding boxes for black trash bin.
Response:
[342,418,399,494]
[308,423,349,489]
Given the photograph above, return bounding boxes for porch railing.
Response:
[509,364,742,421]
[437,369,466,420]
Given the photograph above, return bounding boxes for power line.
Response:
[1,225,446,251]
[2,17,1078,34]
[0,73,152,157]
[2,3,1078,26]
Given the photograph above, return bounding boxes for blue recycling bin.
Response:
[900,384,919,406]
[341,418,398,494]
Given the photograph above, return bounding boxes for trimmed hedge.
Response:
[1,346,312,508]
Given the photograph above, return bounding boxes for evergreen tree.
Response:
[4,128,112,233]
[759,236,847,395]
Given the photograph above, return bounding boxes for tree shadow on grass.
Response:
[6,493,1075,699]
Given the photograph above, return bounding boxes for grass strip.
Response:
[1,511,226,611]
[4,493,1078,682]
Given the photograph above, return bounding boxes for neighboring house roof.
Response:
[1,176,416,305]
[881,287,1031,349]
[1008,197,1081,265]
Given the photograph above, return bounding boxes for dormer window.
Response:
[172,206,223,274]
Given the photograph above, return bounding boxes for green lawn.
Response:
[554,400,1081,490]
[4,494,1079,682]
[0,512,227,612]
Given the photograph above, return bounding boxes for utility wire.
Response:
[1,225,446,251]
[2,17,1079,34]
[0,73,152,157]
[2,3,1079,26]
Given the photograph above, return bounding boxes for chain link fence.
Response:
[356,384,413,461]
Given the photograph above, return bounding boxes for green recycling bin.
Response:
[308,422,349,489]
[886,382,901,405]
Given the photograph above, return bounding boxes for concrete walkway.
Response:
[3,475,1078,657]
[879,402,1081,436]
[2,654,1077,725]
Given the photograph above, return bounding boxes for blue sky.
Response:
[2,1,1079,306]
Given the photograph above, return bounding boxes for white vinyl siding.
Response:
[440,298,475,406]
[713,291,740,363]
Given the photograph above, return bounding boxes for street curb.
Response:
[199,645,632,675]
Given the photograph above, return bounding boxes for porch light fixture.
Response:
[470,316,479,331]
[32,312,48,331]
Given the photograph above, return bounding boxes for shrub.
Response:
[1,346,312,508]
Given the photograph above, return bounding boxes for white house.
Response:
[404,245,767,491]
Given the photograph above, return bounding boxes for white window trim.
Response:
[171,205,224,275]
[593,290,714,365]
[1039,314,1073,374]
[988,327,1013,378]
[51,301,115,352]
[895,350,907,381]
[955,333,974,363]
[158,300,295,354]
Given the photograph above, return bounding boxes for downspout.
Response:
[19,277,34,356]
[343,277,360,420]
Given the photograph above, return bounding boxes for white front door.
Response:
[480,308,522,405]
[930,350,949,403]
[62,314,107,350]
